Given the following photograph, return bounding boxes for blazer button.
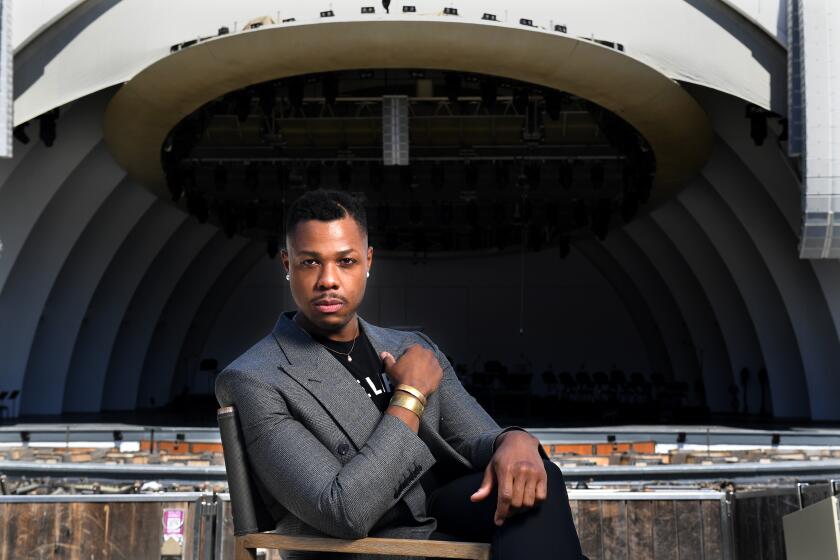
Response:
[337,443,350,456]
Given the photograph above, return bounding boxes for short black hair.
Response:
[285,189,368,239]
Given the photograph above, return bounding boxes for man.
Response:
[215,190,582,559]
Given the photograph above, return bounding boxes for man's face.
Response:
[281,216,373,333]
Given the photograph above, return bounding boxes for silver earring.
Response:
[366,272,370,278]
[285,273,290,281]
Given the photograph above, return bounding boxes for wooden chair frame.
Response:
[218,406,491,560]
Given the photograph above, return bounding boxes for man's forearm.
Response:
[386,404,420,433]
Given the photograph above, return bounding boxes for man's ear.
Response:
[281,249,290,273]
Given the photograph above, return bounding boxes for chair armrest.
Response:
[241,533,491,560]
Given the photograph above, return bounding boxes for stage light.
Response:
[287,80,304,110]
[218,26,229,35]
[245,204,258,229]
[282,18,296,23]
[12,123,29,144]
[432,163,445,189]
[482,13,497,21]
[306,164,321,188]
[323,75,339,108]
[443,7,458,16]
[590,163,605,190]
[592,198,611,241]
[558,160,573,190]
[275,163,288,189]
[257,83,275,117]
[222,207,237,239]
[320,10,334,18]
[572,198,588,228]
[444,73,461,103]
[166,168,183,201]
[554,24,567,33]
[466,199,480,227]
[778,117,789,142]
[188,195,209,224]
[234,89,251,123]
[359,70,375,80]
[361,7,375,14]
[480,79,497,112]
[544,91,562,121]
[403,5,416,12]
[495,163,509,189]
[338,162,352,188]
[409,200,423,224]
[519,18,535,27]
[39,109,59,147]
[465,163,478,189]
[525,164,541,188]
[749,114,767,146]
[266,238,279,259]
[245,163,259,192]
[513,89,529,115]
[745,104,767,146]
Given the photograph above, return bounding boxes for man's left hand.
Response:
[469,431,547,526]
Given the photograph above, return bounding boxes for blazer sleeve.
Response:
[216,368,436,540]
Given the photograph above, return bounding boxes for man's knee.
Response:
[543,459,563,482]
[542,460,570,497]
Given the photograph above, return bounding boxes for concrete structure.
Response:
[1,0,837,422]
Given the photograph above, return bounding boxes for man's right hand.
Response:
[380,344,443,398]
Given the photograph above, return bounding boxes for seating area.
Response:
[457,360,709,424]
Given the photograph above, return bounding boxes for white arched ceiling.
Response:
[0,137,124,412]
[678,178,810,418]
[601,229,700,381]
[624,215,734,413]
[695,84,840,405]
[170,242,266,399]
[4,0,838,422]
[101,219,216,411]
[702,140,840,420]
[652,201,764,412]
[12,0,786,125]
[136,232,248,409]
[21,178,151,415]
[573,240,671,376]
[0,92,107,294]
[62,201,188,413]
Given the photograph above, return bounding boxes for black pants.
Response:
[426,460,583,559]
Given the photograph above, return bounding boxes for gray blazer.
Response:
[216,312,536,559]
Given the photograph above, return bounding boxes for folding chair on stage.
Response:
[217,406,491,559]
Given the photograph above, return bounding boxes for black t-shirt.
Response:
[310,326,394,411]
[308,321,445,501]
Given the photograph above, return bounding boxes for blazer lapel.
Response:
[271,312,382,452]
[361,317,474,472]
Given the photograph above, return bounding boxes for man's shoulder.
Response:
[360,319,438,352]
[221,333,281,379]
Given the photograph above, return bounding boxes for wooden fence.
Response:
[1,486,830,559]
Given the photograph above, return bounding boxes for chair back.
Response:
[217,406,276,535]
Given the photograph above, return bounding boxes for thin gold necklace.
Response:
[321,322,359,362]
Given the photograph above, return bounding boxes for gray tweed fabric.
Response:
[215,312,525,560]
